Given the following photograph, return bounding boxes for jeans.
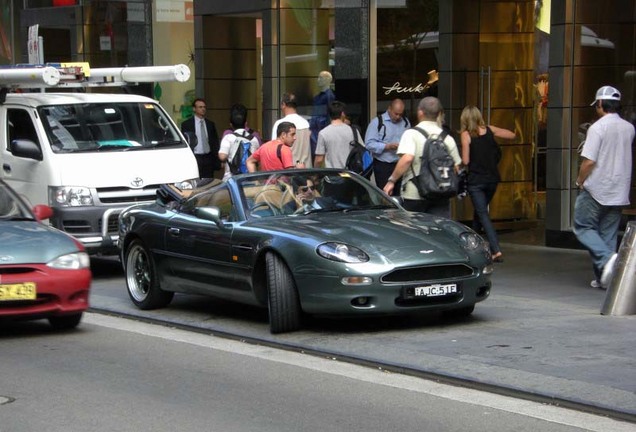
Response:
[573,189,622,280]
[467,183,500,254]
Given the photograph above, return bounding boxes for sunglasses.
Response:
[300,186,316,192]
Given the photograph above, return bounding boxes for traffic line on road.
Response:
[84,312,634,432]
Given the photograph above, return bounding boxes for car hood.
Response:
[0,221,80,264]
[249,209,471,262]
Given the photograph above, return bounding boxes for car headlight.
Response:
[459,232,485,251]
[47,252,90,270]
[317,242,369,263]
[49,186,93,207]
[174,179,197,190]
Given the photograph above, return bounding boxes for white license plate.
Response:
[414,283,457,297]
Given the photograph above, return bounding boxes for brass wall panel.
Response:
[479,34,534,70]
[488,71,535,108]
[202,49,258,80]
[489,107,532,144]
[499,144,533,182]
[450,34,480,70]
[202,16,256,50]
[203,79,257,110]
[479,1,534,34]
[454,180,535,222]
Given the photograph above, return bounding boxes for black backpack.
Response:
[376,114,409,140]
[409,127,459,199]
[345,125,374,179]
[228,130,254,174]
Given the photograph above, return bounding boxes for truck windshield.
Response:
[38,102,186,153]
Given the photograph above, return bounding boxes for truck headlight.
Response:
[50,186,94,207]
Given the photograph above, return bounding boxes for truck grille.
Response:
[96,185,159,204]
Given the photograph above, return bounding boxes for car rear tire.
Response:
[266,252,302,334]
[48,313,82,330]
[125,239,174,310]
[443,305,475,319]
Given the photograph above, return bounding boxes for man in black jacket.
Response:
[181,98,220,178]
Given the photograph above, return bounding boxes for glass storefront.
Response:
[9,0,635,246]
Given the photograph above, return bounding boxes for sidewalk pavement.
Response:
[90,241,636,421]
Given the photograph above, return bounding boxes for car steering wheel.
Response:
[249,201,279,216]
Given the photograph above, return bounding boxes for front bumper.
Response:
[0,265,91,319]
[294,270,491,315]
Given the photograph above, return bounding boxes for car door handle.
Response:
[2,163,10,174]
[234,243,253,251]
[168,227,180,236]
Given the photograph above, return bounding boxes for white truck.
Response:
[0,63,199,255]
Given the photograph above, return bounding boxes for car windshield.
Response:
[0,182,33,221]
[237,170,398,219]
[38,102,186,153]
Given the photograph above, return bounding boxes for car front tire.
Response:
[48,313,82,330]
[266,252,302,334]
[125,239,174,310]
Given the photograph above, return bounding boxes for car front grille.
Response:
[96,185,160,204]
[381,264,474,283]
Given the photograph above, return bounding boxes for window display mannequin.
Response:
[310,70,336,158]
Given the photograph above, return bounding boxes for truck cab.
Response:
[0,64,199,255]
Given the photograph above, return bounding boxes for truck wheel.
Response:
[266,252,302,334]
[125,239,174,310]
[48,313,82,330]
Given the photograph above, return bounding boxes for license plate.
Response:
[414,283,457,297]
[0,282,37,301]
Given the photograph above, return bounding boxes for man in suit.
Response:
[181,98,221,178]
[285,175,337,213]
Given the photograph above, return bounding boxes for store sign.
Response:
[382,81,426,95]
[127,2,145,23]
[156,0,193,23]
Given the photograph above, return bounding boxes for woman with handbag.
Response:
[459,106,515,262]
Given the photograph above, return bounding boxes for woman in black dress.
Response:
[459,106,515,262]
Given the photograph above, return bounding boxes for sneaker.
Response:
[600,253,618,288]
[590,279,605,290]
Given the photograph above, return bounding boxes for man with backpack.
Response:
[247,122,303,172]
[364,98,410,193]
[218,104,261,181]
[383,97,461,218]
[314,101,365,169]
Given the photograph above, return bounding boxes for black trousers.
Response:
[373,159,400,194]
[195,153,219,179]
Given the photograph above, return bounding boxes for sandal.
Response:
[492,252,504,263]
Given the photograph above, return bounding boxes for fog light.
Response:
[483,264,494,275]
[355,297,369,305]
[341,276,372,286]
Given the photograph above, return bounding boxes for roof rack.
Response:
[0,63,190,90]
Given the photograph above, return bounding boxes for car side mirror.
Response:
[194,206,224,228]
[33,204,54,221]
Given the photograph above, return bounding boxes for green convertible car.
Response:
[118,169,493,333]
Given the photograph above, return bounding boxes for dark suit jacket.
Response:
[181,116,221,171]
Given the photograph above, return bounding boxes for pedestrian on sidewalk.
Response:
[574,86,634,289]
[314,101,363,169]
[271,92,312,168]
[246,122,303,172]
[459,105,515,263]
[364,98,411,193]
[383,96,461,218]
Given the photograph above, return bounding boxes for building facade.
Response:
[3,0,635,247]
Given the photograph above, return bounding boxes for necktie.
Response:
[199,119,210,154]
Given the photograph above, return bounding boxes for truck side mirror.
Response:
[10,139,43,161]
[183,131,197,150]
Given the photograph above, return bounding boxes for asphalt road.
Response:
[1,313,630,432]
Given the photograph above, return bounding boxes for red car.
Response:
[0,179,91,329]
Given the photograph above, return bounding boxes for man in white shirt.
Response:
[383,97,461,218]
[574,85,634,289]
[271,93,311,168]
